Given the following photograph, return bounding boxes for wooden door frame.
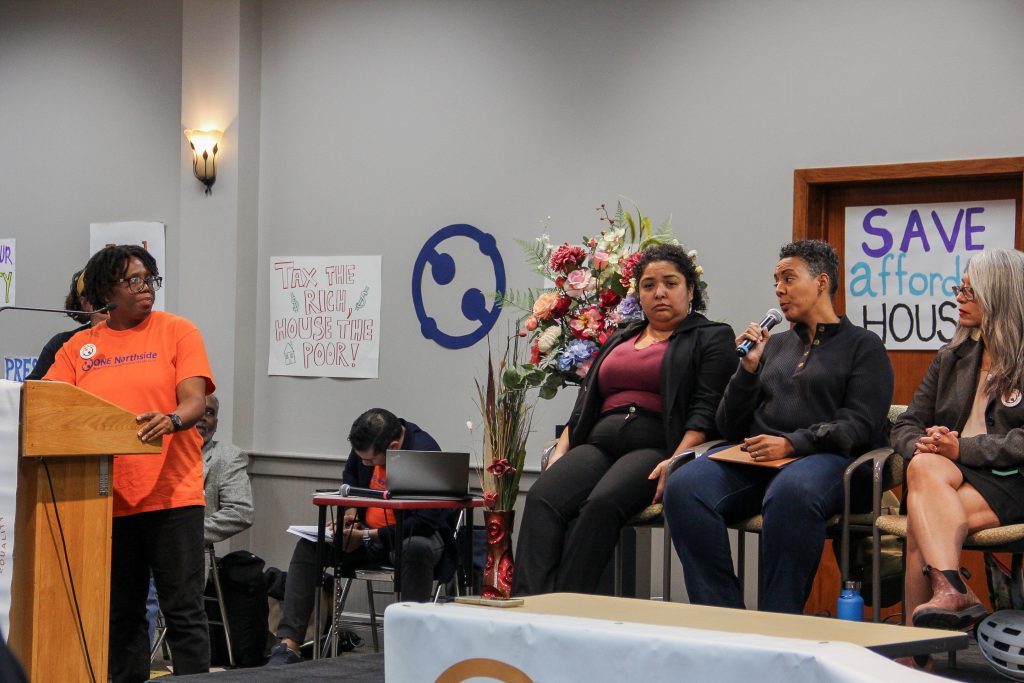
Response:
[794,157,1024,242]
[791,156,1024,618]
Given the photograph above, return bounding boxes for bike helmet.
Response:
[977,611,1024,681]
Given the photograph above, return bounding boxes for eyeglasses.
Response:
[116,275,163,294]
[952,285,976,302]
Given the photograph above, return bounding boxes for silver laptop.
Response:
[385,450,471,499]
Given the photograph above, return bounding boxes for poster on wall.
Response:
[89,222,166,312]
[268,255,381,378]
[0,239,15,307]
[845,199,1016,350]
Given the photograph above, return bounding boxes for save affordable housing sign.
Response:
[845,200,1016,350]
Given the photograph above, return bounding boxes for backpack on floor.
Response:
[207,550,270,668]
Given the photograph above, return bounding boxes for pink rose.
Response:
[532,291,560,320]
[564,269,597,299]
[591,250,610,270]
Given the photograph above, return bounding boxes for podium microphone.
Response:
[339,483,390,499]
[0,302,117,316]
[736,308,784,357]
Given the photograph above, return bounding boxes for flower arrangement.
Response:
[507,202,701,399]
[472,336,541,511]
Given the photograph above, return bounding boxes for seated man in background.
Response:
[198,395,255,545]
[148,394,254,645]
[266,408,457,666]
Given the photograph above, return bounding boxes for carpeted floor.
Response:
[151,651,385,682]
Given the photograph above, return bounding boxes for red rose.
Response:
[530,341,541,365]
[497,553,515,592]
[597,329,611,345]
[487,459,516,479]
[619,251,643,287]
[483,490,498,508]
[599,289,621,309]
[555,276,566,289]
[486,516,507,544]
[550,295,573,318]
[549,243,587,273]
[484,552,495,575]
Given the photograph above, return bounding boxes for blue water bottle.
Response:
[837,580,864,621]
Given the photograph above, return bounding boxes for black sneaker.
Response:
[265,642,302,666]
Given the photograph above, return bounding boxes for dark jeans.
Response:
[663,450,867,613]
[513,412,667,596]
[110,505,208,683]
[276,532,444,643]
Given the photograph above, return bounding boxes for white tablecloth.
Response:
[384,602,937,683]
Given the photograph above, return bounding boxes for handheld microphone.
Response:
[0,302,117,316]
[736,308,784,357]
[339,483,390,499]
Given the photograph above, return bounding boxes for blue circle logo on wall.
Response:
[412,224,505,349]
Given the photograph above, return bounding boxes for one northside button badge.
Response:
[80,344,97,359]
[411,224,505,350]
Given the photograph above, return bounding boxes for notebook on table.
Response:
[385,450,472,500]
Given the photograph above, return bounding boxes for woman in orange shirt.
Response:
[46,245,214,683]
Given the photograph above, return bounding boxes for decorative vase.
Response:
[481,509,515,599]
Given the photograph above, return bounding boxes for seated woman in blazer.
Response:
[512,243,736,596]
[892,248,1024,632]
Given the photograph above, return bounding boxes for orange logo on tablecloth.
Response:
[436,658,534,683]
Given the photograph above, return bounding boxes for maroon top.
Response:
[598,338,668,415]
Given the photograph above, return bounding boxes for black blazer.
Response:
[892,338,1024,470]
[566,313,737,450]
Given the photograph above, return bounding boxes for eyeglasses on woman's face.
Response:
[951,284,976,302]
[116,275,162,294]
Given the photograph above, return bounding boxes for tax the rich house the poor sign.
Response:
[268,256,381,378]
[845,200,1015,350]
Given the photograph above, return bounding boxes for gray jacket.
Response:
[203,440,255,545]
[892,338,1024,470]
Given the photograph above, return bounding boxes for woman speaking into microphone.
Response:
[662,239,893,614]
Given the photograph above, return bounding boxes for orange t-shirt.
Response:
[364,465,394,529]
[45,311,215,517]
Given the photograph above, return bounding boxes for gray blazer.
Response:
[203,440,255,545]
[892,338,1024,470]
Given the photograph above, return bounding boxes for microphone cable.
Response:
[42,460,98,683]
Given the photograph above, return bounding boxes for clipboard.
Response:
[707,443,798,469]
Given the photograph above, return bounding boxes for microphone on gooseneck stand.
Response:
[0,302,118,316]
[339,483,390,500]
[736,308,784,357]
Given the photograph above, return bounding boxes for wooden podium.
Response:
[9,381,161,682]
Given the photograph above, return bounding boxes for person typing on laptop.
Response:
[267,408,458,666]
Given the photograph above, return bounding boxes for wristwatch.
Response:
[362,529,372,547]
[167,413,183,432]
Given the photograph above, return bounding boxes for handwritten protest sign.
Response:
[845,200,1016,349]
[268,255,381,378]
[0,239,14,306]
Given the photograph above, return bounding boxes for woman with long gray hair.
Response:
[892,248,1024,641]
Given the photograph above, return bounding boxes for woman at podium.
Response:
[45,244,214,683]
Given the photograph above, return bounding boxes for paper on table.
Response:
[286,525,333,543]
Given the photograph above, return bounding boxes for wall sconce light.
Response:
[184,128,223,195]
